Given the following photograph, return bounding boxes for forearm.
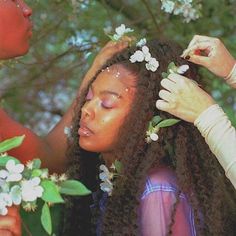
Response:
[194,104,236,188]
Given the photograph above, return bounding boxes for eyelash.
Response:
[101,102,113,109]
[85,88,114,109]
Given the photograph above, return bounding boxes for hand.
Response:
[80,38,131,92]
[92,38,131,70]
[156,73,215,123]
[0,206,21,236]
[181,35,235,78]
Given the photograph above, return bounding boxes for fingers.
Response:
[182,41,213,58]
[187,54,210,67]
[156,100,173,112]
[160,78,176,92]
[159,89,173,103]
[187,35,214,49]
[0,207,21,236]
[0,230,13,236]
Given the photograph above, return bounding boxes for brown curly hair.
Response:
[60,39,236,236]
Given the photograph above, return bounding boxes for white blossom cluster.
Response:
[0,160,44,215]
[161,0,202,23]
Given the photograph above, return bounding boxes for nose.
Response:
[81,102,95,120]
[21,1,33,17]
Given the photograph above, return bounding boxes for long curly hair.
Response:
[60,39,236,236]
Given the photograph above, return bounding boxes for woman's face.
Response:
[79,64,137,153]
[0,0,32,59]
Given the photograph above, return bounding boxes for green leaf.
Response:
[32,159,42,169]
[114,160,122,174]
[41,180,64,203]
[107,34,116,41]
[161,72,169,79]
[41,203,52,235]
[31,169,42,177]
[59,180,91,196]
[157,119,181,128]
[0,135,25,153]
[168,62,176,71]
[0,156,21,166]
[151,116,162,126]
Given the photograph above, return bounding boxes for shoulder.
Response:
[141,166,186,200]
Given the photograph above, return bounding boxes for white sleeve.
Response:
[225,62,236,88]
[194,104,236,189]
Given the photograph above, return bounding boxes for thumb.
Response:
[188,54,210,67]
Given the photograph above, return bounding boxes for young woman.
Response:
[0,1,127,234]
[60,40,236,235]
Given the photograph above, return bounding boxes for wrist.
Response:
[225,60,236,80]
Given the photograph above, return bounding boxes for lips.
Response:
[78,123,94,137]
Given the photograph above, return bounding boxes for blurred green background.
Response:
[1,0,236,235]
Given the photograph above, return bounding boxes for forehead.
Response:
[92,64,137,90]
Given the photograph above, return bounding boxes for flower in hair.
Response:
[162,62,189,79]
[130,45,159,72]
[146,116,180,143]
[136,38,147,47]
[99,160,122,196]
[108,24,134,41]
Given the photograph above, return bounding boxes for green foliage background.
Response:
[0,0,236,235]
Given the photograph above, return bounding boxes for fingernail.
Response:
[184,55,190,60]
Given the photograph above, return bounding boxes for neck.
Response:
[101,151,116,169]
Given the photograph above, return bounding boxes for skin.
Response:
[0,0,32,59]
[0,1,129,234]
[181,35,236,78]
[0,206,21,236]
[79,64,136,166]
[156,73,215,123]
[157,35,236,123]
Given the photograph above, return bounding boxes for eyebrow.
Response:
[90,85,122,99]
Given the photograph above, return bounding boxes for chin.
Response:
[79,137,110,153]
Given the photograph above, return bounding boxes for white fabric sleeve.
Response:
[225,62,236,88]
[194,104,236,189]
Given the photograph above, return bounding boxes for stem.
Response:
[140,0,159,31]
[22,219,33,236]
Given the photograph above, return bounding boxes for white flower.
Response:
[21,177,44,202]
[0,160,24,182]
[99,164,115,195]
[113,24,134,41]
[150,133,159,141]
[130,46,151,63]
[177,64,189,74]
[99,165,113,181]
[145,57,160,72]
[9,185,22,205]
[100,179,113,196]
[136,38,147,47]
[161,0,175,13]
[64,126,73,138]
[0,193,13,216]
